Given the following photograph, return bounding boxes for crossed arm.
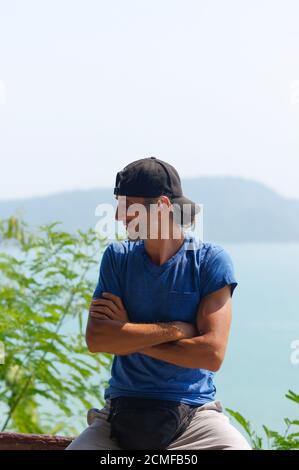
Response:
[85,286,232,371]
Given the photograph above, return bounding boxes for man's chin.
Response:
[126,232,141,242]
[126,231,150,242]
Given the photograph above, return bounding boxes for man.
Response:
[66,157,251,450]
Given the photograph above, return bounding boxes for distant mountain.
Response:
[0,177,299,242]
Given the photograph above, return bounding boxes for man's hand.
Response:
[139,321,199,355]
[89,292,129,323]
[172,321,199,339]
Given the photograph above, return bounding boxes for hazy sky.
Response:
[1,0,299,200]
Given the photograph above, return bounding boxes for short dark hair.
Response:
[143,196,195,228]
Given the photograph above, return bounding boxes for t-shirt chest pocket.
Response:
[167,290,200,323]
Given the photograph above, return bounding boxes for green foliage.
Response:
[226,390,299,450]
[0,216,116,435]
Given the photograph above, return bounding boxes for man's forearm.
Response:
[86,317,188,354]
[139,334,221,371]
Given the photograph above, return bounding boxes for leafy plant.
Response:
[0,216,116,435]
[226,390,299,450]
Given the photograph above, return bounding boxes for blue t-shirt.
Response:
[92,233,238,405]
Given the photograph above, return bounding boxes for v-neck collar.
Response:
[141,233,190,274]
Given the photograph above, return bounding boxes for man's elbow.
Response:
[86,340,99,354]
[85,332,101,353]
[85,331,115,354]
[208,349,225,372]
[85,325,124,355]
[86,335,115,354]
[85,319,108,353]
[86,338,127,355]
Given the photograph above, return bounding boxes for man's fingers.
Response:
[90,311,110,320]
[102,292,123,309]
[90,306,117,320]
[91,293,124,313]
[91,298,119,314]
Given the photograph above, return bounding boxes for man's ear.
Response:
[159,195,170,208]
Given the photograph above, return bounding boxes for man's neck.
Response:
[143,230,186,266]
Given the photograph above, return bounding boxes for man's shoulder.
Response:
[186,237,235,277]
[200,241,226,262]
[187,236,224,262]
[195,240,235,277]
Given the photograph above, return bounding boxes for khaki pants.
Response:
[66,398,251,450]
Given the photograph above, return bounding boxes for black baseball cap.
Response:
[113,157,200,221]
